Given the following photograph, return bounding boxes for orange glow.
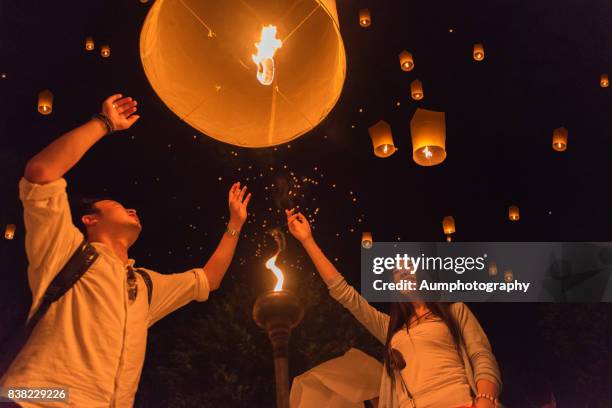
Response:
[252,25,282,86]
[359,9,371,27]
[601,73,609,88]
[266,253,284,292]
[4,224,16,240]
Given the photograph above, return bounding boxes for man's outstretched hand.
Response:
[102,94,140,131]
[228,182,251,231]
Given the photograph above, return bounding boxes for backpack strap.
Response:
[0,239,98,376]
[27,239,98,330]
[134,269,153,307]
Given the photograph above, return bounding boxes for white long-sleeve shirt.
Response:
[0,177,210,407]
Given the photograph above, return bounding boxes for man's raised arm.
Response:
[24,94,139,184]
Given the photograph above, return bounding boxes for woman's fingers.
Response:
[287,214,299,225]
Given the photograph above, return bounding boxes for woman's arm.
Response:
[286,209,390,343]
[453,303,502,403]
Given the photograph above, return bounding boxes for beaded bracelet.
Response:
[475,393,498,406]
[92,113,115,135]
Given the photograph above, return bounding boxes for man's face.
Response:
[85,200,142,237]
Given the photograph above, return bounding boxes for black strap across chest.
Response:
[0,239,153,376]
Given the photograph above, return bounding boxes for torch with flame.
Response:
[265,229,286,291]
[252,25,283,86]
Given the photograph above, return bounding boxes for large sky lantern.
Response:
[552,127,568,152]
[473,43,485,61]
[410,79,424,100]
[601,73,609,88]
[37,90,53,115]
[442,216,455,242]
[359,8,371,27]
[399,50,414,72]
[140,0,346,148]
[410,108,447,166]
[368,120,397,158]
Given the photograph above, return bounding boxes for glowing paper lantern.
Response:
[601,73,609,88]
[399,50,414,72]
[368,120,397,158]
[552,127,568,152]
[508,205,519,221]
[410,79,424,100]
[361,232,373,249]
[410,108,447,166]
[37,90,53,115]
[473,43,484,61]
[442,216,455,242]
[140,0,346,148]
[4,224,16,240]
[101,44,110,58]
[504,270,513,283]
[359,9,371,27]
[488,262,498,277]
[85,37,94,51]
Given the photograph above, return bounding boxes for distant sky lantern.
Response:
[368,120,397,158]
[140,0,346,148]
[410,108,447,166]
[504,270,514,282]
[410,79,424,100]
[37,90,53,115]
[399,50,414,72]
[473,43,485,61]
[552,127,568,152]
[508,205,520,221]
[601,73,609,88]
[361,232,373,248]
[252,25,283,86]
[101,44,110,58]
[488,262,498,277]
[442,216,455,242]
[85,37,94,51]
[4,224,16,240]
[359,8,371,27]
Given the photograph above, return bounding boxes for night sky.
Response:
[1,0,611,406]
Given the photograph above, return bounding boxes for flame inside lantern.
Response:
[266,253,284,291]
[252,25,283,86]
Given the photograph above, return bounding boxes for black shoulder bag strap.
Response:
[0,239,98,377]
[134,269,153,306]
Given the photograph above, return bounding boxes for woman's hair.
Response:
[383,302,465,379]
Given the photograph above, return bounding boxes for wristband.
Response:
[475,393,498,407]
[92,113,114,135]
[225,226,240,237]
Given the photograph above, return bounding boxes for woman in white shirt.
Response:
[286,209,502,408]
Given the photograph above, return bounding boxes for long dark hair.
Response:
[383,302,464,379]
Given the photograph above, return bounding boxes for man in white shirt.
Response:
[0,94,252,407]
